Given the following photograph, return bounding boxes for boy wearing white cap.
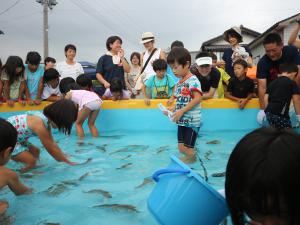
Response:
[190,52,221,99]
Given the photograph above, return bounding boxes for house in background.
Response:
[249,13,300,65]
[200,25,261,60]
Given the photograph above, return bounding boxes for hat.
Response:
[223,26,243,43]
[140,32,155,44]
[195,57,212,66]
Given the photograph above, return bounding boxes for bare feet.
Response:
[180,154,196,164]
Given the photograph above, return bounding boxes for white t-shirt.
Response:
[42,83,61,100]
[56,61,84,80]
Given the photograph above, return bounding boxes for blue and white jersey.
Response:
[174,75,202,128]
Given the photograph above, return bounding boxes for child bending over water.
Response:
[7,99,78,173]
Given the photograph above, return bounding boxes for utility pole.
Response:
[36,0,57,59]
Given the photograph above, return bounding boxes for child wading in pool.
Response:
[0,118,31,215]
[7,99,78,173]
[167,47,202,163]
[60,79,102,138]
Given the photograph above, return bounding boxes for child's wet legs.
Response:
[76,108,91,138]
[12,151,38,173]
[88,110,100,137]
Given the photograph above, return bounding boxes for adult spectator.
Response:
[288,16,300,49]
[221,27,253,77]
[125,52,141,97]
[96,36,130,96]
[140,32,166,82]
[256,32,300,124]
[190,52,221,99]
[56,44,84,80]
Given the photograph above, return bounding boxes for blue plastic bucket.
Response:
[148,156,229,225]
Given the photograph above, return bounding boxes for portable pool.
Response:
[0,99,260,225]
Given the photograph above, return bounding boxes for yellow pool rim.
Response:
[0,99,260,112]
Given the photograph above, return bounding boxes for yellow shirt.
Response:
[216,67,230,98]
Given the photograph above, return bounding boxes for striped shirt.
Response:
[174,75,202,128]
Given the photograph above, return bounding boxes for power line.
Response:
[0,0,22,16]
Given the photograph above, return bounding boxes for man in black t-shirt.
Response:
[190,52,220,100]
[256,33,300,124]
[225,59,254,109]
[264,63,300,128]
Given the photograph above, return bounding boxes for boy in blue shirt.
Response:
[25,51,44,105]
[167,47,202,163]
[143,59,175,105]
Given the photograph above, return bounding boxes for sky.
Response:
[0,0,300,63]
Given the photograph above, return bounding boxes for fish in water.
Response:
[100,135,124,139]
[96,145,106,152]
[20,173,35,179]
[121,154,132,160]
[45,183,69,197]
[84,189,112,198]
[206,140,221,144]
[37,220,60,225]
[61,179,78,186]
[212,172,226,177]
[116,163,132,170]
[76,141,85,146]
[87,142,94,146]
[78,172,90,181]
[77,158,92,166]
[135,177,154,189]
[75,149,88,154]
[204,150,213,160]
[156,146,170,154]
[110,145,149,155]
[92,204,139,213]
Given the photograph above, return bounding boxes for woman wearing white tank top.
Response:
[140,32,166,82]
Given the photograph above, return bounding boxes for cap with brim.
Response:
[195,57,212,66]
[223,27,243,43]
[140,32,155,44]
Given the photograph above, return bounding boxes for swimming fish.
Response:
[77,158,92,166]
[78,172,90,181]
[100,135,125,139]
[109,145,149,155]
[121,154,132,160]
[84,189,112,198]
[45,183,69,197]
[92,204,139,213]
[87,142,94,146]
[156,145,170,154]
[75,149,88,154]
[76,141,85,146]
[116,163,132,170]
[211,172,226,177]
[206,140,221,144]
[96,145,107,152]
[135,177,154,189]
[20,173,35,179]
[37,220,60,225]
[61,179,78,186]
[44,223,60,225]
[204,150,213,160]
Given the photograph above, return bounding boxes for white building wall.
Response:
[283,22,298,45]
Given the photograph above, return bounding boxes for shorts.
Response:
[265,112,291,129]
[85,100,101,111]
[177,126,199,148]
[12,141,33,157]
